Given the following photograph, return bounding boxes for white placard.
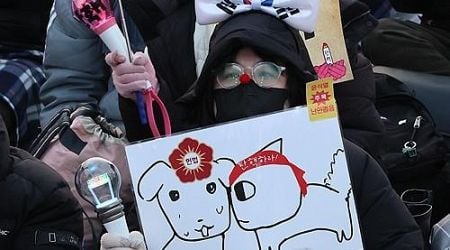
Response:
[126,107,363,250]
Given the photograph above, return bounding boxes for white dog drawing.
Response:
[223,139,354,250]
[137,138,238,249]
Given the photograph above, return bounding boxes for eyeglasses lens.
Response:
[217,64,242,89]
[253,63,280,86]
[216,62,283,89]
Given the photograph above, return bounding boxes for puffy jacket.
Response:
[0,115,83,249]
[40,0,145,128]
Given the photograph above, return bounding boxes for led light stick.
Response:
[75,157,129,236]
[72,0,147,125]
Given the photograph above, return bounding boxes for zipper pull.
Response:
[403,116,422,158]
[414,116,422,128]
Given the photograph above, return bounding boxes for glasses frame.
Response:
[215,61,286,89]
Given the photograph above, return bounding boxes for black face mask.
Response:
[213,82,289,123]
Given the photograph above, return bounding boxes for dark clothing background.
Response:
[344,139,423,249]
[0,0,53,50]
[362,0,450,75]
[0,116,83,249]
[362,19,450,76]
[388,0,450,30]
[120,0,201,141]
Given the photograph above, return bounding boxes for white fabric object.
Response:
[195,0,320,32]
[193,23,217,76]
[100,231,147,250]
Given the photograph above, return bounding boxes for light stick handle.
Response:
[99,24,148,124]
[103,215,129,237]
[99,25,130,62]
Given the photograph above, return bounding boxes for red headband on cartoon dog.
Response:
[229,150,308,196]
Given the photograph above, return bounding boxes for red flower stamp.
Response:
[169,138,214,183]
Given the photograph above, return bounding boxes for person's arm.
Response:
[346,140,424,249]
[40,0,109,127]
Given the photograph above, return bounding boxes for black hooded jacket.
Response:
[0,115,83,249]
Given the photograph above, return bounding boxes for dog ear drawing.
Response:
[213,158,236,187]
[138,160,172,201]
[259,138,283,153]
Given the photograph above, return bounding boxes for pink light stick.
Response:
[72,0,148,125]
[73,0,129,62]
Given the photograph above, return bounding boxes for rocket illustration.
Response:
[322,43,334,65]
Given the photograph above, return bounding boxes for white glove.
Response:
[100,231,147,250]
[105,51,159,100]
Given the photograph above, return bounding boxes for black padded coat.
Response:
[0,115,83,249]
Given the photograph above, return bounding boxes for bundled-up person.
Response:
[106,8,424,249]
[0,114,83,249]
[0,0,53,148]
[106,0,386,160]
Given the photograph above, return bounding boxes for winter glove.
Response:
[100,231,147,250]
[105,50,159,100]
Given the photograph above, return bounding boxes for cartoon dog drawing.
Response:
[137,138,237,250]
[223,138,354,250]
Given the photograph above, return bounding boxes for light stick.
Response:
[75,157,129,236]
[72,0,148,124]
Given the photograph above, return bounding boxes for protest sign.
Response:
[126,107,363,249]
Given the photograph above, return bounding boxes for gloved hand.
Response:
[105,50,159,100]
[100,231,147,250]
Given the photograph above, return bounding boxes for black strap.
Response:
[34,229,81,249]
[59,126,87,155]
[29,108,72,156]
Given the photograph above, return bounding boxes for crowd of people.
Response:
[1,0,449,249]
